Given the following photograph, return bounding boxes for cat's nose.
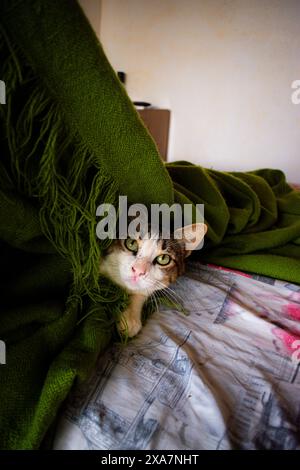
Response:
[132,265,146,277]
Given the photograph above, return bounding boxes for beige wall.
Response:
[79,0,102,38]
[84,0,300,182]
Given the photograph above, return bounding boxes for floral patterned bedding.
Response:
[54,262,300,450]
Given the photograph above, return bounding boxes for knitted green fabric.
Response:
[1,0,300,451]
[168,162,300,282]
[0,0,173,450]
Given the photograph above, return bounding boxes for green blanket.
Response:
[169,162,300,282]
[0,0,300,450]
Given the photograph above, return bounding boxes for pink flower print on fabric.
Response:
[272,327,300,355]
[283,303,300,321]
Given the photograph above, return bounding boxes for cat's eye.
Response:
[125,238,138,253]
[155,254,171,266]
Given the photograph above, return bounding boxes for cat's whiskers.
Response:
[153,279,186,306]
[145,278,185,310]
[151,291,160,314]
[160,289,184,309]
[152,287,183,314]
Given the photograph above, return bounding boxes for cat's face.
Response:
[100,235,184,296]
[100,223,207,296]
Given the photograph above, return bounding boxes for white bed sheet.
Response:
[54,263,300,450]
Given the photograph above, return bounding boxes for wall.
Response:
[79,0,102,38]
[85,0,300,182]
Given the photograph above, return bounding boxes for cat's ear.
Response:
[174,223,207,257]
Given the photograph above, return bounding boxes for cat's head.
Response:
[100,223,207,296]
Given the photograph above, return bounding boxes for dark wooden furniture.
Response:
[138,109,170,161]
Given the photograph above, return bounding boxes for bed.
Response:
[53,262,300,450]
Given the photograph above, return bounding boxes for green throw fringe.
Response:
[0,25,127,324]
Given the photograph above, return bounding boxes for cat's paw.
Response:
[126,318,142,338]
[118,310,142,338]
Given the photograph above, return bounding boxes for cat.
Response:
[99,223,207,337]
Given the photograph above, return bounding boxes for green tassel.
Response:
[0,25,128,323]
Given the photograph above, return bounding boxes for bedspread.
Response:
[54,263,300,450]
